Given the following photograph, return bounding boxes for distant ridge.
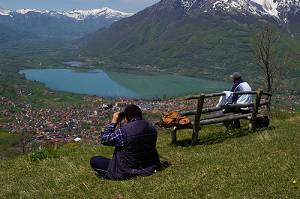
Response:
[0,7,133,38]
[0,7,133,21]
[81,0,300,78]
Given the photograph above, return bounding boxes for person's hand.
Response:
[111,112,121,124]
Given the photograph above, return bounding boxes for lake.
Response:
[19,69,230,99]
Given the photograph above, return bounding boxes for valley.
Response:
[0,1,299,198]
[1,1,300,94]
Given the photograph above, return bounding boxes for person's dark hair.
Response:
[123,104,142,121]
[230,72,242,81]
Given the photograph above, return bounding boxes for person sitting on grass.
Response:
[90,104,160,180]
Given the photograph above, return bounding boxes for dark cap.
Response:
[230,72,242,80]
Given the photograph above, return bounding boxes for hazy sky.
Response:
[0,0,160,13]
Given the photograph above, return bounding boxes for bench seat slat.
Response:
[200,112,236,121]
[199,113,253,126]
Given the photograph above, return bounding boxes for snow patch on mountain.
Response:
[251,0,279,17]
[181,0,197,11]
[211,0,279,18]
[61,7,133,20]
[179,0,300,22]
[0,8,12,16]
[16,8,50,15]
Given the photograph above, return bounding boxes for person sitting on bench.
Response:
[223,72,253,128]
[217,72,253,110]
[230,72,253,110]
[90,104,160,180]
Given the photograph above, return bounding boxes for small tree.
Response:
[254,25,280,93]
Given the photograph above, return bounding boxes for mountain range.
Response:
[0,7,133,39]
[81,0,300,78]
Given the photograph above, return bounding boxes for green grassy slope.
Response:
[0,71,84,108]
[1,113,299,198]
[0,38,85,108]
[0,130,22,160]
[0,24,36,44]
[83,15,259,78]
[82,12,300,82]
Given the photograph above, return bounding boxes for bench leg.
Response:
[191,129,199,145]
[171,129,177,144]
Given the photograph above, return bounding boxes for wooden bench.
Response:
[170,89,272,145]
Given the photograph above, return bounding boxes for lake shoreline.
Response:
[19,68,230,100]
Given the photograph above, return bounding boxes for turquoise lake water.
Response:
[19,69,230,99]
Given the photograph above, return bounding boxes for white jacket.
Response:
[233,82,253,108]
[216,91,233,107]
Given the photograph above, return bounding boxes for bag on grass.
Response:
[255,116,270,128]
[156,111,191,128]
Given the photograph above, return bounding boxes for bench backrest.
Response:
[182,89,272,129]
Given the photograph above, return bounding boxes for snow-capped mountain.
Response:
[179,0,300,24]
[0,7,133,38]
[62,7,133,20]
[15,8,49,15]
[0,7,133,20]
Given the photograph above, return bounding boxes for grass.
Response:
[0,113,299,198]
[0,130,22,160]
